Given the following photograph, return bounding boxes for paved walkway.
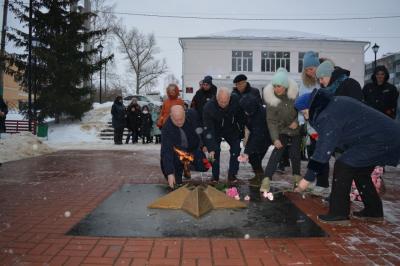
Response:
[0,149,399,265]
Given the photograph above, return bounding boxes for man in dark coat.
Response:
[0,96,8,136]
[294,89,400,225]
[202,87,245,183]
[239,95,272,186]
[161,105,207,188]
[190,75,217,124]
[231,74,262,104]
[363,65,399,119]
[316,60,364,101]
[111,96,126,145]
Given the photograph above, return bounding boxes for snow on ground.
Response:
[0,132,54,163]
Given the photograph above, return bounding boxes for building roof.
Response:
[180,29,368,44]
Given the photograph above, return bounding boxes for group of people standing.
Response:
[158,50,400,225]
[111,96,161,145]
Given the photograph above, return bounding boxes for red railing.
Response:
[5,120,37,135]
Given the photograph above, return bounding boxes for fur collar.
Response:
[263,78,299,107]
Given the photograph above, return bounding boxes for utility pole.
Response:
[0,0,9,97]
[27,0,33,132]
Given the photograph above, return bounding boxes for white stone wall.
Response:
[180,38,367,101]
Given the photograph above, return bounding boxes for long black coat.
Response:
[363,66,399,119]
[140,112,153,136]
[111,100,126,129]
[325,67,364,101]
[0,97,8,133]
[239,95,271,154]
[304,89,400,181]
[160,109,202,176]
[202,94,244,152]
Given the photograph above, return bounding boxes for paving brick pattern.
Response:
[0,150,399,265]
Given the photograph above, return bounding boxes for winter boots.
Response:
[259,177,271,193]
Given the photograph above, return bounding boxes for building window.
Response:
[298,52,319,73]
[232,51,253,72]
[261,51,290,72]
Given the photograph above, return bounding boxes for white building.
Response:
[179,29,368,101]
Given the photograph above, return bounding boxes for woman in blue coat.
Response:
[294,89,400,225]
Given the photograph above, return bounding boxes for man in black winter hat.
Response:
[232,74,262,104]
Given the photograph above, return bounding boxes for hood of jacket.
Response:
[371,65,390,84]
[263,78,299,107]
[328,66,350,87]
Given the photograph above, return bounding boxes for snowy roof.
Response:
[180,29,368,44]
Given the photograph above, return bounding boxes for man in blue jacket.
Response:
[160,105,207,188]
[294,89,400,225]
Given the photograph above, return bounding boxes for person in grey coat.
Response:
[294,89,400,225]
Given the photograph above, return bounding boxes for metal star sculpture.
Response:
[148,184,246,218]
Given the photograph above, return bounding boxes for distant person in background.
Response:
[111,96,126,145]
[141,105,153,144]
[125,101,141,144]
[190,75,217,124]
[151,105,162,144]
[363,65,399,119]
[157,84,184,128]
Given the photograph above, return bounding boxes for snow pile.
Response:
[0,132,54,163]
[46,101,113,145]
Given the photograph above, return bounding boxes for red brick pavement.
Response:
[0,150,399,265]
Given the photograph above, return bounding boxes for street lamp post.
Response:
[27,0,33,132]
[97,43,103,104]
[372,43,380,69]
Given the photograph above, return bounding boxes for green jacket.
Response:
[263,79,300,142]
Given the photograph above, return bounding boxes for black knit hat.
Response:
[233,74,247,83]
[203,75,213,85]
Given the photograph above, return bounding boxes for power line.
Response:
[97,10,400,21]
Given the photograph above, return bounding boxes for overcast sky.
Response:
[4,0,400,93]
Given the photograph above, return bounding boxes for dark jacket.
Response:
[190,84,217,122]
[239,95,272,154]
[161,109,202,176]
[202,94,244,152]
[111,100,126,129]
[323,66,364,101]
[232,82,262,104]
[363,65,399,119]
[305,89,400,181]
[0,96,8,133]
[126,104,141,131]
[140,112,153,136]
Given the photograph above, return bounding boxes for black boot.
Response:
[352,209,383,222]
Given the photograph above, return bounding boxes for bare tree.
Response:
[113,23,168,95]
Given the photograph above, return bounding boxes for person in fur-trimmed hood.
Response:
[260,68,301,193]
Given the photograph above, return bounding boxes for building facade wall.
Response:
[180,38,367,101]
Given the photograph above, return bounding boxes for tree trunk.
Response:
[136,72,140,94]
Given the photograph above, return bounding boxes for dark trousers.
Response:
[308,138,330,188]
[154,135,161,144]
[329,160,383,217]
[265,134,301,178]
[212,136,241,180]
[126,129,139,143]
[249,149,267,173]
[114,127,124,144]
